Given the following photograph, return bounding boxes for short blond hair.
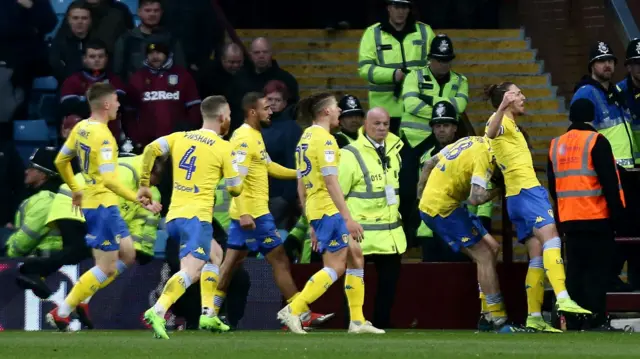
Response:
[201,95,228,120]
[86,83,116,109]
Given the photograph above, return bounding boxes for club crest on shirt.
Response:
[168,74,178,86]
[324,150,335,162]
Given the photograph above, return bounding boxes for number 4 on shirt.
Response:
[179,145,197,180]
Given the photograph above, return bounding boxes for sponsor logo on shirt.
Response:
[142,90,181,101]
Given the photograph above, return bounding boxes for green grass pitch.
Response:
[0,330,638,358]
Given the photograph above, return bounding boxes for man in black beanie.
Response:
[547,98,627,331]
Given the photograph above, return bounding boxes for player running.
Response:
[138,96,242,339]
[417,133,523,332]
[485,82,591,332]
[278,92,384,335]
[47,83,162,331]
[212,92,332,329]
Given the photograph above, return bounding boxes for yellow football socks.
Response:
[156,271,191,315]
[479,283,488,313]
[345,269,365,323]
[526,257,545,315]
[99,260,128,289]
[290,267,337,316]
[542,238,569,298]
[59,266,109,316]
[201,264,220,316]
[213,288,226,315]
[287,292,309,313]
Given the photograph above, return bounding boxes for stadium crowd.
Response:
[0,0,639,334]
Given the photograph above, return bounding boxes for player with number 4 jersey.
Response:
[138,96,242,339]
[47,83,162,332]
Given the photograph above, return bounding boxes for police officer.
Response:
[399,35,469,247]
[4,147,63,260]
[548,99,626,331]
[358,0,435,134]
[335,94,365,148]
[338,106,406,329]
[571,41,638,168]
[617,38,640,158]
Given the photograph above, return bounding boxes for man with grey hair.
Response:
[338,107,406,329]
[228,37,299,131]
[199,43,246,101]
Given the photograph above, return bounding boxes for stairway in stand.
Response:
[237,29,568,261]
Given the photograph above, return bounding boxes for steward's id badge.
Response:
[385,184,397,205]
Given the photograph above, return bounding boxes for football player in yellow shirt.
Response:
[213,92,330,328]
[47,83,162,331]
[137,96,242,339]
[278,92,384,334]
[417,131,523,332]
[485,83,591,332]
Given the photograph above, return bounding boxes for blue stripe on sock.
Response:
[214,296,224,307]
[346,268,364,278]
[485,293,503,305]
[322,267,338,282]
[90,266,108,283]
[203,263,220,276]
[529,256,543,268]
[116,260,128,273]
[178,270,192,288]
[543,237,562,250]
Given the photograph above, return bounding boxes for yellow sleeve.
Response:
[267,161,297,180]
[55,128,80,192]
[316,136,339,176]
[99,134,137,202]
[140,133,176,187]
[223,143,243,196]
[471,152,493,189]
[231,134,252,216]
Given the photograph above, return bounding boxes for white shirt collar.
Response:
[365,134,384,149]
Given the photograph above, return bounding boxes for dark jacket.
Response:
[112,26,186,81]
[547,122,626,233]
[0,0,57,67]
[228,60,299,131]
[0,140,26,226]
[197,59,239,100]
[262,105,301,203]
[48,31,90,83]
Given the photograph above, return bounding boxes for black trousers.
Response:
[343,254,402,329]
[20,220,91,277]
[565,229,615,327]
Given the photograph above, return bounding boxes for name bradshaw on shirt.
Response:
[183,132,216,146]
[143,90,180,101]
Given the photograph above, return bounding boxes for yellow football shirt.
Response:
[485,114,540,197]
[143,129,241,223]
[297,125,340,221]
[58,120,120,209]
[419,136,494,217]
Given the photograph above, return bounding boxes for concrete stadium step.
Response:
[282,62,542,76]
[236,28,525,40]
[295,74,551,87]
[245,39,530,52]
[299,87,555,101]
[276,50,537,63]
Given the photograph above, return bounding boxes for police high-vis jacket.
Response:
[572,78,638,168]
[6,190,61,257]
[401,67,468,147]
[338,127,406,255]
[214,178,231,230]
[616,77,640,164]
[358,20,435,117]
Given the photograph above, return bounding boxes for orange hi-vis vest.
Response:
[549,130,626,223]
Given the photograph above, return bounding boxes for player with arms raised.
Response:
[47,83,161,331]
[485,82,590,332]
[278,92,384,334]
[138,96,243,339]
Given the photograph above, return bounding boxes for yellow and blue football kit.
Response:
[55,120,135,252]
[227,124,296,255]
[485,114,554,242]
[419,136,493,252]
[140,129,242,261]
[297,125,349,253]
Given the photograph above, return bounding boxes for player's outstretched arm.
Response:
[485,91,516,139]
[417,153,441,199]
[468,184,501,206]
[267,161,297,180]
[223,148,243,197]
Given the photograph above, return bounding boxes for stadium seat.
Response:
[51,0,73,15]
[14,119,50,143]
[32,77,58,91]
[119,0,138,14]
[133,15,141,27]
[16,144,37,167]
